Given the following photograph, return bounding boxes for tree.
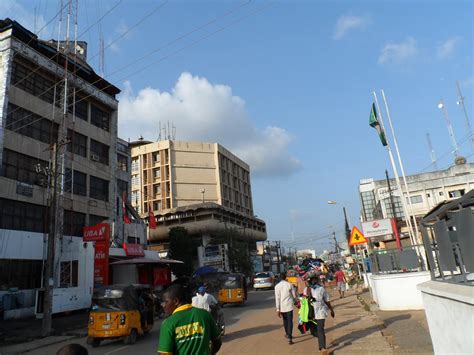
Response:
[212,229,253,276]
[167,227,197,277]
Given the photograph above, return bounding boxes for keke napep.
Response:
[87,284,154,347]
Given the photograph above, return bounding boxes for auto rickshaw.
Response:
[218,273,247,306]
[87,284,154,347]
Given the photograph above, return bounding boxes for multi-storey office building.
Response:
[359,161,474,246]
[130,139,254,216]
[0,19,120,316]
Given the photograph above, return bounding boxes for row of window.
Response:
[12,59,112,132]
[0,198,106,235]
[2,149,48,186]
[6,103,59,144]
[66,129,109,165]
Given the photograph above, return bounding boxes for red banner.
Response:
[153,267,172,286]
[83,223,110,242]
[94,241,109,287]
[123,243,145,256]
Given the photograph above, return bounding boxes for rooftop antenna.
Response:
[437,99,459,158]
[456,80,474,151]
[167,121,171,140]
[99,36,105,77]
[172,123,176,140]
[426,133,438,171]
[158,121,162,141]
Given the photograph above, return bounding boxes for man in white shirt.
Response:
[192,286,218,312]
[274,272,297,345]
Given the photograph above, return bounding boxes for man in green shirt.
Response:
[158,285,222,355]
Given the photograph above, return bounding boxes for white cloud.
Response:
[437,36,461,59]
[333,15,370,40]
[118,73,301,177]
[0,0,47,37]
[378,37,418,65]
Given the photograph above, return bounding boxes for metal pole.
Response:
[41,143,59,336]
[373,92,416,246]
[456,80,474,151]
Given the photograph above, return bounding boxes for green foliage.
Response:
[211,229,253,276]
[167,227,197,277]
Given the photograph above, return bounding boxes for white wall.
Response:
[418,281,474,355]
[370,271,430,310]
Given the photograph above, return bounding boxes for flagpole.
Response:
[372,92,416,246]
[381,90,421,244]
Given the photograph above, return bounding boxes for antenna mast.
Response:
[438,99,459,158]
[456,80,474,151]
[426,133,438,171]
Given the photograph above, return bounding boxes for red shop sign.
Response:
[123,243,145,257]
[153,267,172,286]
[94,241,109,287]
[83,223,110,242]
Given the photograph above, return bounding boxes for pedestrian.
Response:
[306,274,335,354]
[192,285,218,312]
[334,267,347,298]
[275,272,298,345]
[158,285,222,355]
[56,344,88,355]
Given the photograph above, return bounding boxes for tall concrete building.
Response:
[0,19,120,311]
[359,161,474,246]
[130,139,254,216]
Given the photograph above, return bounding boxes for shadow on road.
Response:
[223,324,281,342]
[326,317,362,332]
[330,324,382,352]
[383,314,411,326]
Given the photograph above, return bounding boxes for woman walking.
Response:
[306,274,335,354]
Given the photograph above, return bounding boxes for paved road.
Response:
[28,290,275,355]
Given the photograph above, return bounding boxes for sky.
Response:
[3,0,473,253]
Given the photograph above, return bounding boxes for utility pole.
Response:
[332,231,339,253]
[386,170,398,226]
[275,241,281,273]
[41,142,59,336]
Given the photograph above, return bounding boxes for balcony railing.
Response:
[420,189,473,286]
[369,244,428,275]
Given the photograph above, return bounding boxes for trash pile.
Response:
[289,257,327,281]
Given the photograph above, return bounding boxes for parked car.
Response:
[253,272,275,290]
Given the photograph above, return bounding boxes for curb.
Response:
[0,334,83,355]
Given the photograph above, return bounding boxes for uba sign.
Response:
[83,223,110,242]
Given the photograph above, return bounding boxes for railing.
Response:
[420,189,474,286]
[369,244,428,275]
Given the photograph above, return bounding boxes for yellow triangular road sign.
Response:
[349,226,368,246]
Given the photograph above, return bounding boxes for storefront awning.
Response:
[110,257,184,265]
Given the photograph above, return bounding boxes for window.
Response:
[117,179,128,196]
[153,200,162,210]
[90,103,110,131]
[154,184,161,196]
[0,259,43,290]
[6,103,59,144]
[131,190,141,204]
[131,159,139,172]
[131,175,140,186]
[383,197,403,219]
[117,154,128,172]
[60,260,78,288]
[67,91,88,121]
[2,149,48,186]
[127,236,139,244]
[67,129,87,157]
[90,139,109,165]
[439,191,444,196]
[11,60,57,104]
[153,152,160,163]
[89,176,109,201]
[448,189,465,198]
[0,198,47,233]
[89,214,107,226]
[409,195,423,204]
[153,168,161,179]
[360,190,377,221]
[64,169,87,196]
[63,210,86,237]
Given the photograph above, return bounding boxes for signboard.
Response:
[123,243,145,256]
[94,241,109,287]
[362,219,393,238]
[349,226,368,246]
[83,223,110,242]
[153,267,172,286]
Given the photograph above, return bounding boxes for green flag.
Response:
[369,103,387,146]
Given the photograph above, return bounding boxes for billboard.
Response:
[362,219,393,238]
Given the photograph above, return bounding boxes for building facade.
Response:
[359,161,474,244]
[0,19,121,316]
[130,139,254,216]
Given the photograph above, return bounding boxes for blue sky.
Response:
[4,0,472,253]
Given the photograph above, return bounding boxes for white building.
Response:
[359,161,474,247]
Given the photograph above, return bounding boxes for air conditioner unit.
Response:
[90,154,100,161]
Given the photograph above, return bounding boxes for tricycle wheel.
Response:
[87,337,101,347]
[124,329,137,345]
